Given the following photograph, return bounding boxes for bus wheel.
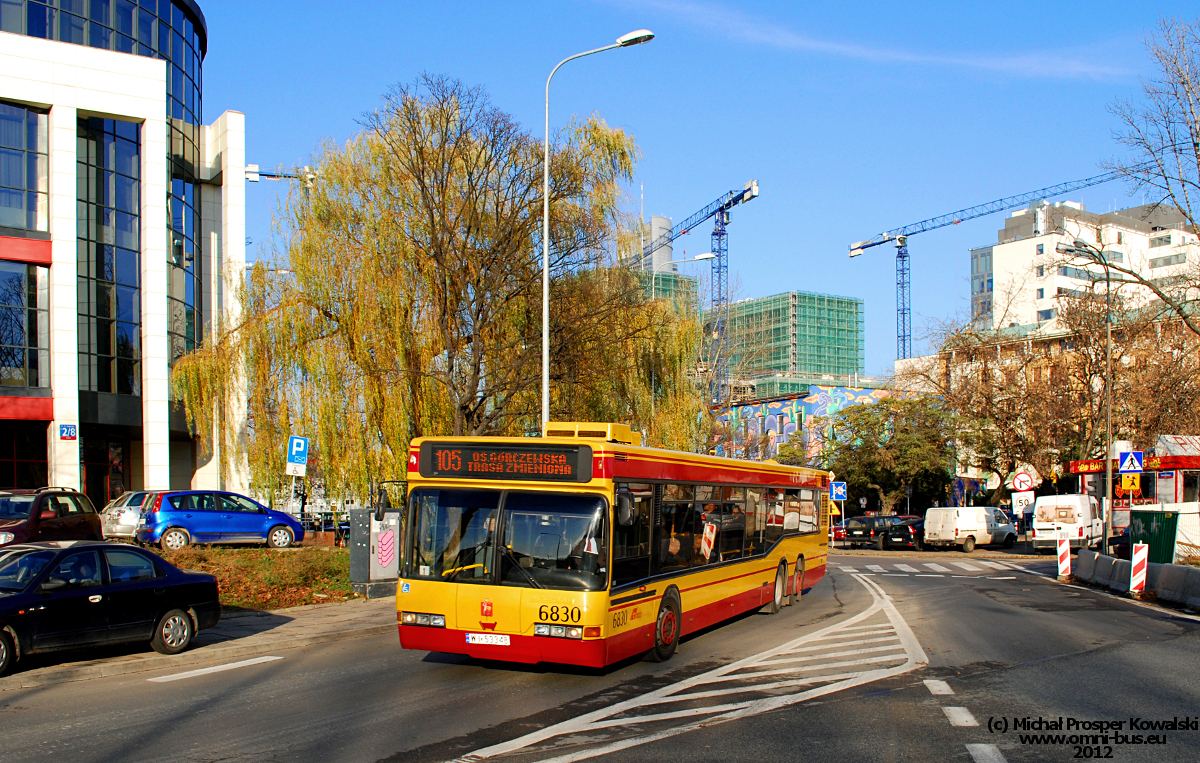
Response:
[767,562,788,614]
[648,590,681,662]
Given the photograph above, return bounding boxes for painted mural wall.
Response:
[713,386,893,462]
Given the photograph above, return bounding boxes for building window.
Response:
[78,117,141,396]
[0,100,49,233]
[0,423,48,487]
[1117,231,1124,244]
[1036,288,1044,300]
[1150,234,1171,248]
[0,262,49,387]
[1150,253,1186,269]
[1037,308,1056,322]
[1036,265,1044,277]
[1036,244,1044,255]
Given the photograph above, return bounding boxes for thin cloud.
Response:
[615,0,1132,80]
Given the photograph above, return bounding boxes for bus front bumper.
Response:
[399,625,609,668]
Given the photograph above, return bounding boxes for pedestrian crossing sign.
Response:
[1118,451,1143,474]
[1121,473,1140,491]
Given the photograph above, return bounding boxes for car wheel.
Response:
[648,589,681,662]
[875,536,886,552]
[267,526,294,549]
[962,536,976,553]
[151,609,194,655]
[0,630,14,677]
[766,562,788,614]
[1003,534,1016,549]
[160,528,190,552]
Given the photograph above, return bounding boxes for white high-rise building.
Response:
[0,1,246,508]
[970,200,1198,331]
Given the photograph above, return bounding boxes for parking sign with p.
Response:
[286,435,309,477]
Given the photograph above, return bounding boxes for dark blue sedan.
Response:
[135,491,305,551]
[0,542,220,676]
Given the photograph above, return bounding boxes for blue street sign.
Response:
[830,482,847,501]
[286,435,309,465]
[1118,451,1143,474]
[59,424,77,440]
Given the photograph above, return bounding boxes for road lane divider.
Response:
[146,656,283,683]
[965,743,1008,762]
[452,574,927,763]
[944,706,980,727]
[923,679,954,695]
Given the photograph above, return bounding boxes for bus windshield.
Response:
[408,488,608,592]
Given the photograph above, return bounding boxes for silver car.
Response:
[101,491,152,539]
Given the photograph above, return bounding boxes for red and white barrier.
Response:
[1057,538,1071,578]
[1130,542,1148,593]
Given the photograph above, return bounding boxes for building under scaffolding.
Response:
[722,291,865,397]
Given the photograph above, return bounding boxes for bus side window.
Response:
[763,489,784,547]
[719,491,746,560]
[654,484,694,575]
[782,489,802,532]
[745,488,763,556]
[613,483,652,588]
[797,489,818,534]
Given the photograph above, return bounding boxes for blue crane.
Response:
[643,180,760,398]
[849,167,1133,360]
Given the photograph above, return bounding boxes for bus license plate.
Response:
[466,633,510,646]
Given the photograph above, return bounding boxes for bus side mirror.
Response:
[616,494,636,527]
[374,488,391,522]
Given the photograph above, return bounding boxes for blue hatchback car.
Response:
[135,491,304,551]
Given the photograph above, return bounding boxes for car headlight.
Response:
[0,532,13,544]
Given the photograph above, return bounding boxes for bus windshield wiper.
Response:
[503,546,543,589]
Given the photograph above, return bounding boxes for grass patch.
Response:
[160,546,353,610]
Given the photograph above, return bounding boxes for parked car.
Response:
[101,491,153,540]
[0,541,220,676]
[831,519,848,542]
[845,515,906,549]
[1105,528,1130,560]
[885,517,925,550]
[0,488,103,547]
[923,506,1017,552]
[135,491,305,551]
[1031,494,1102,553]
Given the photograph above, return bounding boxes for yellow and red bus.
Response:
[396,422,831,667]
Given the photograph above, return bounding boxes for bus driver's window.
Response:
[613,483,652,587]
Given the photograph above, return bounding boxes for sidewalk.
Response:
[0,597,398,691]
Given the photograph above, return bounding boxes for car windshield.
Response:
[407,488,608,591]
[0,495,34,519]
[0,549,55,592]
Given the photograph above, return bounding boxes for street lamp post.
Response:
[1057,239,1117,549]
[542,29,654,428]
[649,252,715,427]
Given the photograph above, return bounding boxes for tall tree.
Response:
[173,75,706,497]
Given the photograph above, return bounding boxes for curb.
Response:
[0,622,396,691]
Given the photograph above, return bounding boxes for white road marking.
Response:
[453,574,926,763]
[944,706,979,727]
[966,743,1009,763]
[987,576,1016,580]
[953,562,983,572]
[882,573,908,576]
[924,563,952,572]
[146,656,283,683]
[976,560,1007,570]
[916,574,943,577]
[923,679,954,695]
[839,566,858,572]
[866,565,886,572]
[895,564,920,572]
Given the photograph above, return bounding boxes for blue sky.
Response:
[201,1,1193,376]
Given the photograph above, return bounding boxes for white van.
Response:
[1031,494,1101,552]
[923,506,1017,552]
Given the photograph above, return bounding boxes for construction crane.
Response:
[643,180,760,396]
[849,167,1135,360]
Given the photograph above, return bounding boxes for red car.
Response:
[0,488,103,547]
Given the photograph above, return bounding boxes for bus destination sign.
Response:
[418,442,593,483]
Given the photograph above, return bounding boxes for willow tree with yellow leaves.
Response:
[172,75,708,498]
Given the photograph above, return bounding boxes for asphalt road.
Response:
[1,553,1197,763]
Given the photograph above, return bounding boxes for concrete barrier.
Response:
[1109,559,1132,593]
[1156,564,1189,604]
[1091,554,1116,586]
[1075,549,1098,582]
[1146,562,1163,592]
[1185,567,1200,611]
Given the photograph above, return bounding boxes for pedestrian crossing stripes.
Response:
[453,575,926,763]
[830,561,1031,578]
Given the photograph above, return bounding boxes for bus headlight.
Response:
[535,624,550,636]
[550,625,566,637]
[402,612,417,624]
[416,613,431,625]
[430,615,446,627]
[566,627,582,639]
[401,611,445,627]
[536,623,585,639]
